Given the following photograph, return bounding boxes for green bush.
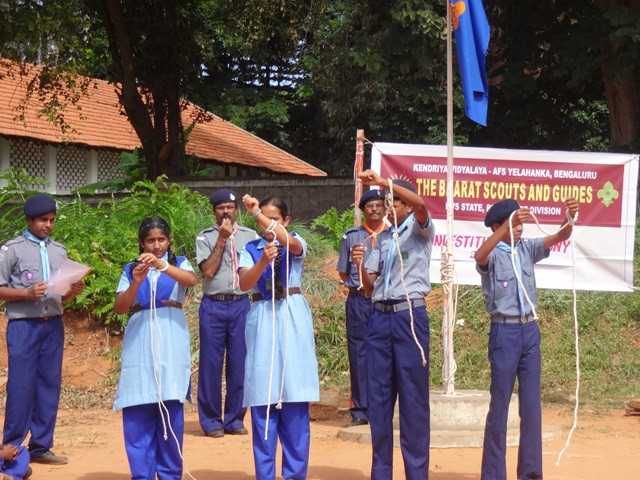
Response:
[1,175,213,326]
[311,207,354,252]
[55,178,212,325]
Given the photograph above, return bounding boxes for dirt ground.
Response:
[4,405,637,480]
[0,315,639,479]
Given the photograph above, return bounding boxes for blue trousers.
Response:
[123,401,184,480]
[481,321,542,480]
[3,317,64,457]
[0,446,30,479]
[346,293,371,422]
[251,403,310,480]
[367,305,430,480]
[198,296,249,433]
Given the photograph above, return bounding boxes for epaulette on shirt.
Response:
[342,227,362,240]
[3,236,24,248]
[198,226,216,236]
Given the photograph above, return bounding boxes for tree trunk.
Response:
[103,0,188,179]
[602,64,640,149]
[598,0,640,149]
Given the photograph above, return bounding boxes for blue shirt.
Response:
[365,214,436,302]
[476,238,549,319]
[113,256,194,410]
[336,227,376,288]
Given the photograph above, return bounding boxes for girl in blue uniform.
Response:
[238,195,320,480]
[113,217,198,480]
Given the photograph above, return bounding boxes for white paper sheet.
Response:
[47,259,91,296]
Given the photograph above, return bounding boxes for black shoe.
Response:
[205,429,224,438]
[24,466,33,479]
[224,427,248,435]
[350,418,368,427]
[30,450,68,465]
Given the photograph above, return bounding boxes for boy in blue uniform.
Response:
[196,189,257,437]
[337,189,386,426]
[357,170,435,480]
[0,194,84,466]
[475,198,578,480]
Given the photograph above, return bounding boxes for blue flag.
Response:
[451,0,490,126]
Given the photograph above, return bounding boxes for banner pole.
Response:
[442,0,456,395]
[354,129,365,227]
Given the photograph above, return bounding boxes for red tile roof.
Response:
[0,60,326,177]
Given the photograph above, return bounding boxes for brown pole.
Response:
[354,129,365,227]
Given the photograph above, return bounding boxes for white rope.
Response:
[387,178,427,367]
[275,223,291,410]
[356,231,377,291]
[440,249,459,388]
[263,219,278,441]
[506,209,580,465]
[555,212,580,466]
[148,273,197,480]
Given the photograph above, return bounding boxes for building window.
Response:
[97,150,123,182]
[9,138,46,179]
[56,145,88,193]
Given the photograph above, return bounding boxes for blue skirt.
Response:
[243,294,320,407]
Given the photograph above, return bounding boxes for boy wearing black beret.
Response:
[0,193,85,466]
[474,197,578,480]
[336,188,387,426]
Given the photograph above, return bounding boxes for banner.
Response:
[371,143,639,292]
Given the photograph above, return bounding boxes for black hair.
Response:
[138,216,177,265]
[259,196,290,219]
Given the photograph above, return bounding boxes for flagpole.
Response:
[442,0,456,396]
[354,129,365,227]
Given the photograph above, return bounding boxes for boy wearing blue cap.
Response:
[357,170,434,480]
[337,189,386,426]
[475,197,578,480]
[196,188,258,437]
[0,194,85,466]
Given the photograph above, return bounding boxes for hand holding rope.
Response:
[506,201,579,465]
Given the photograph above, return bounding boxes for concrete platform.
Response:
[337,389,554,448]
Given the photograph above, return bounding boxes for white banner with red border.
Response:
[371,143,639,292]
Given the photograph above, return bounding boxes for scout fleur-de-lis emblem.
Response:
[451,1,466,30]
[597,181,619,207]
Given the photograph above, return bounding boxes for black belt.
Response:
[205,294,248,302]
[373,298,425,313]
[9,315,61,322]
[251,287,302,302]
[130,301,183,314]
[348,287,371,299]
[491,314,536,324]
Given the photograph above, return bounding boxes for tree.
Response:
[1,0,214,178]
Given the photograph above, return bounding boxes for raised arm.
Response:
[138,253,198,288]
[542,199,579,249]
[474,208,530,267]
[242,195,303,256]
[358,170,430,225]
[199,219,234,279]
